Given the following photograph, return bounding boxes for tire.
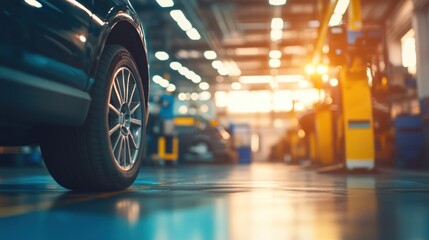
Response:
[40,45,147,191]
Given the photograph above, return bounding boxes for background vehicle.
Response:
[0,0,149,191]
[174,115,236,163]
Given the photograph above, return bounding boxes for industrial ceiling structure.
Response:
[133,0,401,93]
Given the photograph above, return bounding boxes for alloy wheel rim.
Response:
[108,67,142,171]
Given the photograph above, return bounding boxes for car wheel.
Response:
[186,141,213,161]
[40,45,147,191]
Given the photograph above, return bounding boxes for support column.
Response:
[414,2,429,168]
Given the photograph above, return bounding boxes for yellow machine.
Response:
[309,0,375,170]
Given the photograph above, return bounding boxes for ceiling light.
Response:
[212,60,223,69]
[191,93,199,101]
[334,0,350,14]
[154,51,169,61]
[191,75,202,83]
[160,79,170,88]
[231,82,242,90]
[269,50,282,59]
[204,50,217,60]
[170,61,182,70]
[329,13,343,26]
[152,75,163,84]
[167,84,176,92]
[308,20,320,28]
[186,28,201,40]
[156,0,174,7]
[24,0,42,8]
[218,68,228,76]
[199,82,210,90]
[330,78,339,87]
[271,29,283,41]
[269,59,281,68]
[239,75,305,84]
[269,0,287,6]
[199,91,212,101]
[170,10,192,31]
[271,18,284,29]
[178,66,190,75]
[178,93,187,101]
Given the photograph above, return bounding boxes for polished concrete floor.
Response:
[0,163,428,240]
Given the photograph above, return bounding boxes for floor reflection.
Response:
[0,164,428,240]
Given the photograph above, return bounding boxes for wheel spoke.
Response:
[128,133,139,149]
[130,102,141,115]
[109,123,121,136]
[126,137,132,166]
[122,136,126,166]
[109,103,121,116]
[116,136,124,164]
[113,80,122,104]
[121,69,126,102]
[130,118,141,126]
[112,133,122,152]
[128,83,136,108]
[125,71,131,103]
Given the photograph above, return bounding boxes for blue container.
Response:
[394,115,424,169]
[237,147,252,164]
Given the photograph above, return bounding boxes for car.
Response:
[0,0,150,191]
[174,115,236,163]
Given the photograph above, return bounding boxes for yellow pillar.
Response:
[315,105,334,165]
[339,0,375,170]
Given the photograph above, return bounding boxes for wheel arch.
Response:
[103,20,149,109]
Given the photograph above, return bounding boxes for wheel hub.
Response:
[119,103,131,135]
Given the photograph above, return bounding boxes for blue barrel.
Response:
[394,115,424,169]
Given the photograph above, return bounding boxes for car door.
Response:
[0,0,93,90]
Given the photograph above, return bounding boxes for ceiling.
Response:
[132,0,401,92]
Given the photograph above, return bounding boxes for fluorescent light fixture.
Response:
[218,67,228,76]
[329,78,339,87]
[191,75,202,83]
[298,80,310,88]
[239,75,305,84]
[170,61,182,70]
[178,93,187,101]
[191,93,199,101]
[155,51,169,61]
[167,84,176,92]
[178,66,190,75]
[269,59,281,68]
[316,65,328,74]
[231,82,242,90]
[328,0,350,26]
[305,65,315,75]
[234,47,268,56]
[170,10,192,31]
[204,50,217,60]
[308,20,320,28]
[25,0,42,8]
[269,50,282,59]
[271,18,284,30]
[271,29,283,41]
[199,91,212,101]
[152,75,163,84]
[334,0,350,14]
[329,13,343,26]
[156,0,174,8]
[212,60,223,69]
[160,79,170,88]
[199,82,210,90]
[186,28,201,40]
[269,0,287,6]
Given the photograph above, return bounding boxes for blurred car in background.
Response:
[174,115,236,163]
[0,0,149,191]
